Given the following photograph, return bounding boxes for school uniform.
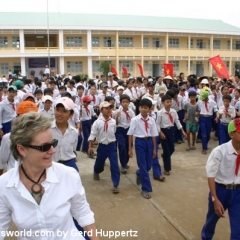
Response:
[218,105,236,145]
[123,88,136,102]
[98,92,111,103]
[80,105,96,152]
[127,114,158,193]
[115,108,135,169]
[132,86,141,114]
[202,141,240,240]
[156,107,182,172]
[67,87,77,96]
[0,98,17,137]
[51,121,79,171]
[142,93,159,112]
[75,95,84,106]
[38,108,55,121]
[89,94,100,117]
[197,99,218,151]
[149,111,163,179]
[171,96,184,143]
[88,116,120,187]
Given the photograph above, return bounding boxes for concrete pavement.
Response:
[6,137,231,240]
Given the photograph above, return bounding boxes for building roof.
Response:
[0,12,240,35]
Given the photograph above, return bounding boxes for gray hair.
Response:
[10,113,52,160]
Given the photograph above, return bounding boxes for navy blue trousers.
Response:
[81,119,92,152]
[160,127,175,172]
[115,127,129,169]
[174,110,184,142]
[201,184,240,240]
[200,116,212,150]
[135,138,153,192]
[152,137,162,178]
[94,142,120,187]
[0,121,12,145]
[59,159,89,240]
[212,112,218,138]
[218,122,230,145]
[76,133,83,151]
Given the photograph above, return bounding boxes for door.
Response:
[196,63,203,77]
[152,63,160,77]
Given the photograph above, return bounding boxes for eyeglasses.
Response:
[24,139,58,152]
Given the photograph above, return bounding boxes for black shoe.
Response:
[93,172,100,180]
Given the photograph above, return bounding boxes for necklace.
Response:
[21,165,45,204]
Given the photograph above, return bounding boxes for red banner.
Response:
[163,63,174,77]
[209,55,229,79]
[122,66,128,76]
[137,63,144,76]
[110,66,118,76]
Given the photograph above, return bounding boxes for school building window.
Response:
[169,38,179,48]
[186,61,196,72]
[92,61,100,72]
[0,37,8,48]
[144,61,151,72]
[66,36,82,47]
[119,37,133,47]
[152,38,163,48]
[196,39,205,49]
[66,61,83,73]
[12,36,20,48]
[235,41,240,49]
[104,37,115,47]
[213,40,221,49]
[119,61,133,71]
[1,63,9,75]
[227,40,230,49]
[143,38,149,47]
[169,61,179,71]
[92,37,100,47]
[187,39,194,48]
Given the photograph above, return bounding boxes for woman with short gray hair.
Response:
[0,112,98,240]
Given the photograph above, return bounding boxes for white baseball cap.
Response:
[117,86,124,91]
[99,101,112,110]
[201,79,209,84]
[42,95,53,102]
[56,97,74,110]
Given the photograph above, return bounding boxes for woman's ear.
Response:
[16,144,27,158]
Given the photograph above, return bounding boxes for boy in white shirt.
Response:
[38,95,55,121]
[88,101,120,194]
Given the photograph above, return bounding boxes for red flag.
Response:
[163,63,174,77]
[209,55,229,79]
[110,66,118,76]
[122,66,128,76]
[137,63,144,76]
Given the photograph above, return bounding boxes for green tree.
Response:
[99,61,110,77]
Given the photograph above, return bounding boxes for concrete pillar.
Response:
[59,56,64,74]
[116,31,119,75]
[141,33,144,75]
[59,29,64,52]
[230,37,233,75]
[19,30,25,54]
[210,35,213,76]
[21,57,26,76]
[88,56,93,78]
[165,33,169,63]
[87,30,92,53]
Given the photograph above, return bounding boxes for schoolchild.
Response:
[38,95,55,121]
[128,98,158,199]
[115,94,135,173]
[88,101,120,194]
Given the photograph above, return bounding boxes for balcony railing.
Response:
[25,47,59,53]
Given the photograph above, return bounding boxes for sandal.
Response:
[164,170,170,176]
[201,150,207,155]
[112,186,119,194]
[141,191,151,199]
[154,176,165,182]
[186,147,191,151]
[190,146,196,150]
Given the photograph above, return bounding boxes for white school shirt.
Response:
[142,93,159,112]
[24,84,32,93]
[67,88,77,96]
[118,102,136,112]
[231,97,240,108]
[38,108,55,121]
[206,140,240,184]
[140,86,148,95]
[197,99,218,116]
[171,96,183,111]
[107,80,118,89]
[0,98,17,128]
[0,133,16,171]
[115,108,135,129]
[0,161,95,240]
[217,105,236,124]
[89,94,100,107]
[75,96,84,106]
[15,90,25,103]
[52,89,60,100]
[88,116,116,144]
[127,114,158,138]
[154,82,168,94]
[131,87,139,99]
[51,121,78,162]
[68,107,80,128]
[156,107,182,132]
[114,94,121,108]
[98,92,111,103]
[235,101,240,111]
[123,88,136,101]
[80,105,96,121]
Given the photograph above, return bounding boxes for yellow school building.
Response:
[0,12,240,78]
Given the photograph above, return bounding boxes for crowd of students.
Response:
[0,72,239,198]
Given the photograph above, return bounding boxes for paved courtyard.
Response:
[7,137,231,240]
